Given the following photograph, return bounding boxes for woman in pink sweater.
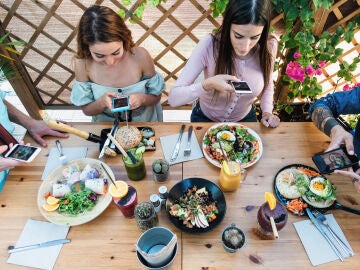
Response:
[168,0,280,127]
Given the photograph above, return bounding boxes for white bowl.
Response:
[136,242,177,270]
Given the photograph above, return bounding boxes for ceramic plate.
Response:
[202,123,263,168]
[165,178,226,234]
[37,158,113,226]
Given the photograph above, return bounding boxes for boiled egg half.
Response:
[217,130,236,143]
[309,177,330,197]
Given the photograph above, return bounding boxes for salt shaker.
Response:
[158,185,168,207]
[150,194,162,212]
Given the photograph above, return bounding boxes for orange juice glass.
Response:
[219,160,246,192]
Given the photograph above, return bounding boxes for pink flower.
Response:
[318,60,326,68]
[286,61,305,82]
[306,65,315,76]
[343,84,350,91]
[293,52,301,59]
[315,68,322,76]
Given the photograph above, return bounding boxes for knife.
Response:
[306,208,344,261]
[8,239,70,254]
[170,124,186,162]
[99,119,119,159]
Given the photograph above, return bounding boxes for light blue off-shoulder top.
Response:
[70,72,165,122]
[0,91,15,134]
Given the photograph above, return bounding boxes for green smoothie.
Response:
[122,150,146,181]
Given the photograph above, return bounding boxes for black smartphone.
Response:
[230,81,252,94]
[112,96,130,112]
[4,144,41,163]
[312,146,359,174]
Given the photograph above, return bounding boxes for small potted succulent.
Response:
[152,159,170,182]
[134,201,158,231]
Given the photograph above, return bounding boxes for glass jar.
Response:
[134,201,159,231]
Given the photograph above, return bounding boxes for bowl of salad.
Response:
[202,123,263,168]
[165,178,226,234]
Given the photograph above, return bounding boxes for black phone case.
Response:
[312,147,359,174]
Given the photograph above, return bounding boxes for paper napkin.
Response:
[160,131,204,165]
[293,214,354,266]
[41,147,87,180]
[7,219,70,270]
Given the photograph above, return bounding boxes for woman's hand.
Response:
[328,125,354,154]
[261,112,280,128]
[0,145,24,171]
[27,120,68,147]
[202,75,239,92]
[333,168,360,193]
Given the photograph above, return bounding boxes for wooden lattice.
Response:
[0,0,359,119]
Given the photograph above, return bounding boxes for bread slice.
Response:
[276,168,309,199]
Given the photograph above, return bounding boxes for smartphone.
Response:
[4,144,41,163]
[230,81,252,94]
[312,146,359,174]
[112,96,130,112]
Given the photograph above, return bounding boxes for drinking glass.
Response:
[113,185,138,218]
[219,160,246,192]
[122,151,146,181]
[257,202,288,236]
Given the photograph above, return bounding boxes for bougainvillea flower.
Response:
[306,65,315,76]
[293,52,302,59]
[315,68,323,76]
[286,61,305,82]
[318,60,326,68]
[343,84,351,91]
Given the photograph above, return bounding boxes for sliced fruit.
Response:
[198,210,209,228]
[135,146,146,155]
[109,180,129,198]
[264,191,277,210]
[42,203,59,212]
[46,196,60,205]
[223,161,241,176]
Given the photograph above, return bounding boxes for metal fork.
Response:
[312,210,354,257]
[183,125,193,156]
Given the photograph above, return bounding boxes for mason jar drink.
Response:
[219,160,246,192]
[122,150,146,181]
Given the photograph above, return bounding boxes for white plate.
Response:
[37,158,113,226]
[202,123,263,168]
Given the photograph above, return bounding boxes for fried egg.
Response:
[217,130,236,142]
[309,177,328,197]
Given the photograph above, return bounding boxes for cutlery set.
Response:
[170,124,193,162]
[8,239,70,254]
[306,208,353,261]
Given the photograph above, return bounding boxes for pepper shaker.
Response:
[158,186,168,207]
[150,194,162,212]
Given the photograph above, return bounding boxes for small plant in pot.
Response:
[134,201,158,231]
[152,159,170,182]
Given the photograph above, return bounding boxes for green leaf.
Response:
[285,6,299,21]
[117,9,126,18]
[344,31,354,43]
[122,0,132,5]
[300,7,313,22]
[334,48,343,56]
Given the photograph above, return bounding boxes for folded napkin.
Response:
[7,219,70,270]
[160,131,203,165]
[41,147,87,180]
[293,214,354,266]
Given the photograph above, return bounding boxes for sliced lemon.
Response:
[43,203,59,212]
[109,180,129,198]
[264,192,277,210]
[222,160,240,175]
[46,196,60,205]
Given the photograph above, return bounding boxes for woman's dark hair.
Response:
[213,0,273,91]
[76,5,135,59]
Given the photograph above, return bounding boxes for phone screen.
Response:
[312,147,359,174]
[231,81,252,93]
[5,144,41,162]
[112,96,130,112]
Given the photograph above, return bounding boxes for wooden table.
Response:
[1,122,359,270]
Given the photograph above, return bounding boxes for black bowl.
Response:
[165,178,227,234]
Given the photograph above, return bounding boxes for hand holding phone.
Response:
[312,146,359,174]
[4,144,41,163]
[112,95,130,112]
[230,81,252,94]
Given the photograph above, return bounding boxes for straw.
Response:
[218,140,235,174]
[270,216,279,239]
[107,133,137,164]
[100,163,118,191]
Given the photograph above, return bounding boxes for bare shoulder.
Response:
[267,35,279,56]
[132,47,155,76]
[73,58,89,81]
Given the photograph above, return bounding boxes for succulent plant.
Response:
[152,159,169,174]
[135,201,153,219]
